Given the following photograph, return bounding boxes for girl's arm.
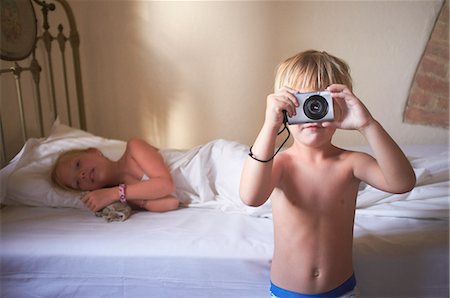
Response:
[82,138,178,212]
[122,138,178,212]
[240,87,298,206]
[124,138,175,200]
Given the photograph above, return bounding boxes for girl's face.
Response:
[55,149,110,191]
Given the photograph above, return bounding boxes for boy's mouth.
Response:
[303,123,322,129]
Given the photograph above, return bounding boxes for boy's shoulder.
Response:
[333,147,374,163]
[276,145,372,164]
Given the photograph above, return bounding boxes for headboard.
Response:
[0,0,85,167]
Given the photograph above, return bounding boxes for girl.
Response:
[51,138,179,212]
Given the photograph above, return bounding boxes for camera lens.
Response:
[303,95,329,120]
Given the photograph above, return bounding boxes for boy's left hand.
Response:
[325,84,374,131]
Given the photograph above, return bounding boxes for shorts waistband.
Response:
[270,273,356,298]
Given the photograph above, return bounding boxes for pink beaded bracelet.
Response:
[118,183,127,204]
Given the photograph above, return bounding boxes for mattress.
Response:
[0,206,273,298]
[1,205,448,297]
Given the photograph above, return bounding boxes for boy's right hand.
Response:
[265,86,299,130]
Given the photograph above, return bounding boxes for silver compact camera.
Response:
[286,90,334,125]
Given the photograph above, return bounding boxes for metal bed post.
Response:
[55,0,86,130]
[0,111,5,166]
[30,52,44,137]
[0,0,86,167]
[57,24,72,126]
[11,63,28,143]
[35,0,58,121]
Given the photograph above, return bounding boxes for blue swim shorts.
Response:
[270,273,357,298]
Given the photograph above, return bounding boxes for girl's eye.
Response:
[76,160,80,168]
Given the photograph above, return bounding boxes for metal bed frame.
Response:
[0,0,85,167]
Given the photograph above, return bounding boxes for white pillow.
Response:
[0,119,126,208]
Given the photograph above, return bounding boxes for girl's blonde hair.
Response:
[51,148,92,191]
[274,50,352,92]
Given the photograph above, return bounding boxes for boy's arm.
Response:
[240,124,281,207]
[355,120,416,193]
[327,84,416,193]
[240,87,298,207]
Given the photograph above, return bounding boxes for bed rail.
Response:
[0,0,85,167]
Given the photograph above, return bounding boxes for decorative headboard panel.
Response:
[0,0,85,167]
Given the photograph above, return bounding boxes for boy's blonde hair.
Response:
[274,50,352,92]
[51,148,92,191]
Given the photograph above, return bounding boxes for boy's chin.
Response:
[293,134,332,148]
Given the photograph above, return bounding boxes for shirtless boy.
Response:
[240,50,416,297]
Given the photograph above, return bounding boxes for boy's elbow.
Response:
[392,173,417,194]
[404,170,417,192]
[241,198,263,207]
[239,189,264,207]
[403,179,416,194]
[241,197,264,207]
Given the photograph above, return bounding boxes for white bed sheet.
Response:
[0,206,273,298]
[353,214,448,297]
[1,205,448,297]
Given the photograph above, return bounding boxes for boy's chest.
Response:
[278,161,358,208]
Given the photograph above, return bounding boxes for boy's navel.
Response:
[313,268,320,278]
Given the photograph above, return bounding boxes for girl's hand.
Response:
[81,187,118,212]
[326,84,374,131]
[265,86,299,130]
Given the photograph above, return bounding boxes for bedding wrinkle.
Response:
[160,139,272,216]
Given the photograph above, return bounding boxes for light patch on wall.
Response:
[166,91,199,149]
[132,2,190,148]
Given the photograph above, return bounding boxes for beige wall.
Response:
[70,0,447,149]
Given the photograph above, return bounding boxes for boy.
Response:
[239,50,416,297]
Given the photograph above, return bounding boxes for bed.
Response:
[1,1,449,297]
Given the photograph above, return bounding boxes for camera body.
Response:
[286,90,334,125]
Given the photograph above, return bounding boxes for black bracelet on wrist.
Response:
[248,120,291,163]
[248,146,275,163]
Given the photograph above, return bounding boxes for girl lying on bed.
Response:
[51,138,180,213]
[1,119,268,219]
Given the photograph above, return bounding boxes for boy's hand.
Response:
[326,84,374,131]
[265,86,298,130]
